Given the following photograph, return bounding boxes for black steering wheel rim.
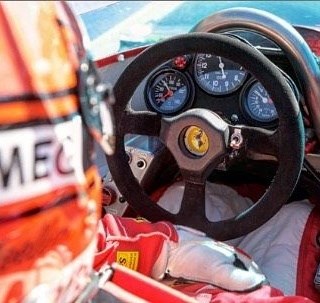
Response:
[106,32,304,240]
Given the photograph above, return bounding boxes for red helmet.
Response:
[0,1,114,302]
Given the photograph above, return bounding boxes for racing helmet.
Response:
[0,1,114,302]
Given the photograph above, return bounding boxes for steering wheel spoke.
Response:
[177,181,207,221]
[231,125,279,157]
[120,111,161,136]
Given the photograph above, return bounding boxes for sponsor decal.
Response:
[0,118,85,204]
[116,251,139,271]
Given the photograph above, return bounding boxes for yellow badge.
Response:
[116,251,139,271]
[184,126,209,156]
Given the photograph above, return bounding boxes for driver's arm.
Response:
[94,213,266,292]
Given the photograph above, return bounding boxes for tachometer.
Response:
[242,80,278,124]
[146,69,193,115]
[194,53,247,95]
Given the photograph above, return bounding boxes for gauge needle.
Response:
[162,80,172,92]
[162,90,173,100]
[255,90,269,103]
[218,56,226,79]
[161,80,173,100]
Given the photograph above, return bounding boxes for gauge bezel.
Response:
[145,68,194,115]
[193,53,248,96]
[240,78,279,128]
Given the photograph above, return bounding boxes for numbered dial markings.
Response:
[194,54,247,95]
[147,70,191,114]
[243,81,278,123]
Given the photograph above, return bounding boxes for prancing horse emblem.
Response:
[184,126,209,156]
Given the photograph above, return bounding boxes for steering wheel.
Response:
[106,32,304,240]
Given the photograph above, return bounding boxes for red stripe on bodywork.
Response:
[95,46,148,68]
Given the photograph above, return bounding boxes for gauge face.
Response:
[194,53,247,95]
[147,70,191,114]
[244,81,278,123]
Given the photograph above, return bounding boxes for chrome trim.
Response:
[193,7,320,140]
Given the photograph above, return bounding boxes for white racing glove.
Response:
[95,214,267,292]
[163,225,267,291]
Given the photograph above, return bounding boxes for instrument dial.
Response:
[146,69,192,115]
[194,53,247,95]
[242,81,278,124]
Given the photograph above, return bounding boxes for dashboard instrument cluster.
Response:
[145,51,298,129]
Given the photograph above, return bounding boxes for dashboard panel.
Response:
[142,46,298,129]
[97,25,319,136]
